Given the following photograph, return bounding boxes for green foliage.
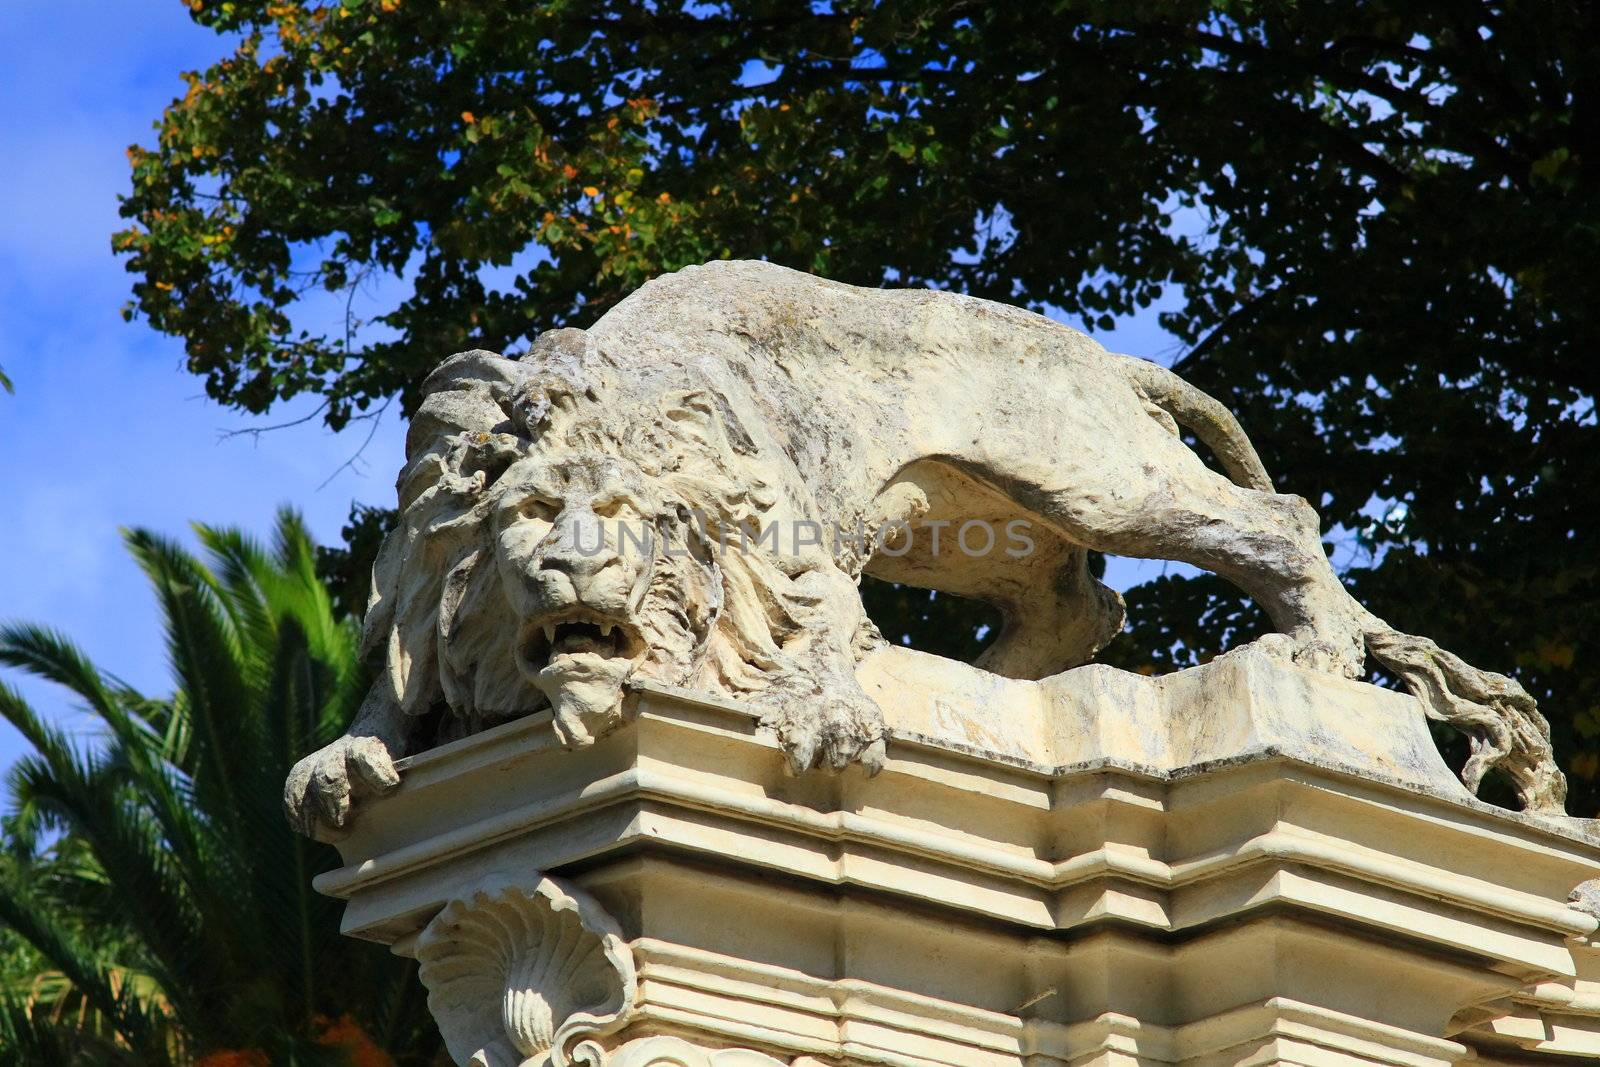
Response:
[862,578,1001,664]
[0,510,438,1064]
[0,993,141,1067]
[119,4,1600,810]
[315,503,398,621]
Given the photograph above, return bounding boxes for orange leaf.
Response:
[197,1052,269,1067]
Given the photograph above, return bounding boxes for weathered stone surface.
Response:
[859,643,1471,798]
[313,674,1600,1067]
[284,259,1565,842]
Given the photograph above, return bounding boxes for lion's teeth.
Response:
[600,622,614,637]
[543,624,556,644]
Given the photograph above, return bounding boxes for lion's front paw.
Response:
[283,734,401,840]
[761,684,887,776]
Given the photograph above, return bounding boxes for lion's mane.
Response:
[359,348,822,736]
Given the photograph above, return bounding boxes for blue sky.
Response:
[0,3,408,765]
[0,1,1184,771]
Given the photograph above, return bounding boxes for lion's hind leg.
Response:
[864,462,1128,680]
[998,453,1372,679]
[1366,629,1565,813]
[972,548,1126,679]
[953,385,1568,813]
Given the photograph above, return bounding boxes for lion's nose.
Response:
[541,548,614,580]
[539,515,624,588]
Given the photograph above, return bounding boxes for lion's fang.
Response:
[543,624,557,644]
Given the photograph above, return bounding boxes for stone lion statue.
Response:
[285,260,1564,837]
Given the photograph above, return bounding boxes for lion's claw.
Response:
[283,734,401,840]
[762,687,887,777]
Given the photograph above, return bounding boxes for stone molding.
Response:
[318,676,1598,953]
[621,933,1480,1067]
[415,874,637,1067]
[327,672,1600,1066]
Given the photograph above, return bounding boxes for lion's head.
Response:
[361,335,816,749]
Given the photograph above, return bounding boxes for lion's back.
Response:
[591,260,1109,399]
[584,260,1128,501]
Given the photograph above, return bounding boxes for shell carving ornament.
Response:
[415,875,637,1067]
[581,1036,792,1067]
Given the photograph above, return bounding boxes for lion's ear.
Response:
[407,350,526,461]
[662,389,758,456]
[522,327,588,367]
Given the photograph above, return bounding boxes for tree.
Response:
[0,511,438,1064]
[118,2,1600,810]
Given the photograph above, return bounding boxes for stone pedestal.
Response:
[317,646,1600,1066]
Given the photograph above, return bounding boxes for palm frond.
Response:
[0,628,123,727]
[0,862,166,1062]
[1,515,442,1063]
[271,507,350,662]
[122,527,256,835]
[0,993,142,1067]
[192,521,278,682]
[0,686,223,1030]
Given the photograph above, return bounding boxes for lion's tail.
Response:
[1117,357,1275,493]
[1365,627,1567,814]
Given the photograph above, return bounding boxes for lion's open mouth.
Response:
[517,609,644,676]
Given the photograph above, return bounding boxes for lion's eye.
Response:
[592,497,632,519]
[520,497,560,522]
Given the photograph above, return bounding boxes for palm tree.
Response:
[0,510,438,1065]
